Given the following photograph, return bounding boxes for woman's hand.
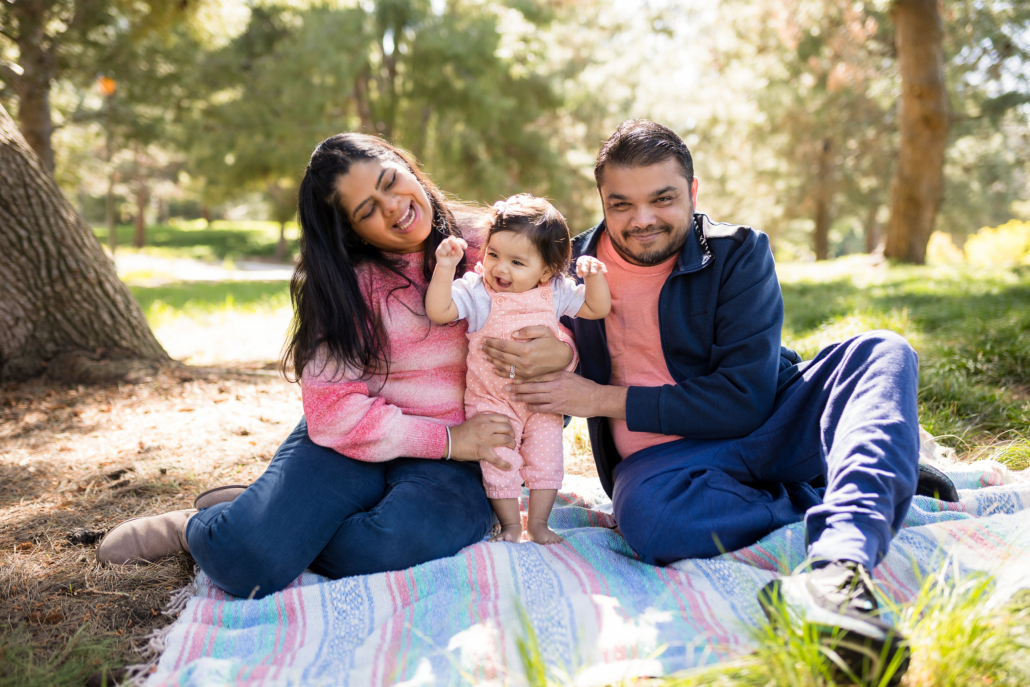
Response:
[481,326,574,381]
[448,414,515,470]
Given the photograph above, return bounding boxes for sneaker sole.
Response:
[759,579,910,686]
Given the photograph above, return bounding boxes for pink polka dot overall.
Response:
[465,282,565,499]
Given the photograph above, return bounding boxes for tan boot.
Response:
[194,484,248,510]
[97,509,196,564]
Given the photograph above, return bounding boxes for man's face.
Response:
[598,159,699,266]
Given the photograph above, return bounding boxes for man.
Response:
[509,120,942,682]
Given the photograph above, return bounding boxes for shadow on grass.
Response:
[94,223,292,260]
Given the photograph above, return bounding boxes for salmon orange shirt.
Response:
[597,232,684,458]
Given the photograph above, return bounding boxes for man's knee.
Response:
[853,330,918,366]
[612,479,666,560]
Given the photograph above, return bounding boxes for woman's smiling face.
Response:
[334,157,433,253]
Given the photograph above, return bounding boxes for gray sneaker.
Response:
[758,560,910,685]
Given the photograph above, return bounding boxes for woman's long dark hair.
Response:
[281,133,469,382]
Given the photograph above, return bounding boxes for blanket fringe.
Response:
[118,565,199,687]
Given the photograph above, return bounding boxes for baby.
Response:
[426,194,611,544]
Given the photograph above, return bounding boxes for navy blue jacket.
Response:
[564,213,803,497]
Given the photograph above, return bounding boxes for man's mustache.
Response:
[624,224,672,238]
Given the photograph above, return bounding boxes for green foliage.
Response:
[0,627,122,687]
[692,0,1030,259]
[964,219,1030,266]
[179,0,598,224]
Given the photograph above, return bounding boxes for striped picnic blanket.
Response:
[139,454,1030,687]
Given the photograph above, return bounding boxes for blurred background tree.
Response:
[1,0,1027,263]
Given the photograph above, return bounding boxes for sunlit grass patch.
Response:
[129,281,293,365]
[131,281,291,322]
[779,259,1030,449]
[894,563,1030,687]
[786,308,921,361]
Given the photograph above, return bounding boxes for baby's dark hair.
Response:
[487,194,572,274]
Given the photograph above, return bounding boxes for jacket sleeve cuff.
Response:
[625,386,664,434]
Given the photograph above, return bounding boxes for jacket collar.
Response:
[574,213,714,275]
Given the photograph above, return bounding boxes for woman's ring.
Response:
[509,365,516,379]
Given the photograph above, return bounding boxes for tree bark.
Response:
[864,203,881,254]
[884,0,950,264]
[11,0,57,173]
[0,103,169,383]
[813,138,833,261]
[276,221,287,262]
[134,180,148,248]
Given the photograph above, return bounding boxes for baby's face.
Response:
[482,231,555,293]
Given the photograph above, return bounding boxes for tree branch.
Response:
[0,62,20,86]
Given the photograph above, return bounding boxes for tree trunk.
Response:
[864,203,881,254]
[134,181,148,248]
[884,0,949,264]
[275,221,287,262]
[12,1,57,173]
[106,172,117,253]
[813,138,833,261]
[0,103,169,383]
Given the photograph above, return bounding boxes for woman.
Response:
[97,134,576,598]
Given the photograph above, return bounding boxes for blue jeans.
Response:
[612,331,921,569]
[185,418,494,599]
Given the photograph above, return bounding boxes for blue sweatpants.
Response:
[612,330,921,569]
[185,419,494,599]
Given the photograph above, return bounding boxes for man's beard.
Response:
[608,209,694,267]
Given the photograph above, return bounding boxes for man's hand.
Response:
[435,236,467,269]
[507,371,628,419]
[481,326,574,380]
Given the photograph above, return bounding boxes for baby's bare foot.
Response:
[490,524,522,543]
[526,521,563,545]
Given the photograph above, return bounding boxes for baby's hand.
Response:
[576,256,608,279]
[436,236,468,269]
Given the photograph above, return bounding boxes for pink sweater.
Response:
[301,250,577,462]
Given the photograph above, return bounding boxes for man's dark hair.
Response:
[594,119,694,188]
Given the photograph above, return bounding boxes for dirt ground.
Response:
[0,365,599,680]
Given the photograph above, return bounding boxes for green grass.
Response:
[130,281,291,321]
[779,258,1030,456]
[93,219,299,261]
[509,562,1030,687]
[0,627,123,687]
